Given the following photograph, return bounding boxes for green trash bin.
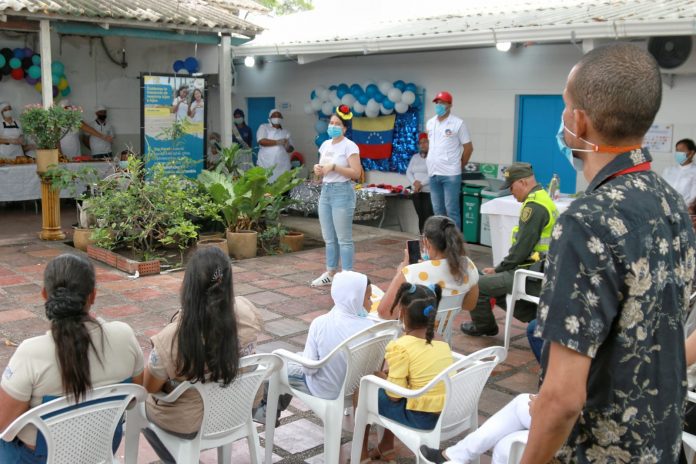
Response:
[462,183,485,244]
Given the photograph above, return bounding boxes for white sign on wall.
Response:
[644,123,674,153]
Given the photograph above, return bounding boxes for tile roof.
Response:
[0,0,267,35]
[239,0,696,55]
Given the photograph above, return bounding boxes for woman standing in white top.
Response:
[311,106,363,287]
[187,88,204,123]
[0,102,24,160]
[406,132,434,233]
[171,86,189,121]
[257,109,294,182]
[376,215,479,319]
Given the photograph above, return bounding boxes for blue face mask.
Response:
[327,125,343,139]
[119,160,129,169]
[556,120,593,172]
[675,151,688,166]
[434,103,447,117]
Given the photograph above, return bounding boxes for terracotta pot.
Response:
[197,238,229,255]
[36,149,59,174]
[226,230,258,259]
[72,227,94,252]
[280,231,304,252]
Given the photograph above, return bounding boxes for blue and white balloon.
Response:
[311,98,323,111]
[321,101,334,116]
[387,88,402,103]
[378,80,392,95]
[395,102,409,114]
[315,119,328,133]
[401,90,416,105]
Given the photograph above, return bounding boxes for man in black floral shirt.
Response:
[523,43,696,462]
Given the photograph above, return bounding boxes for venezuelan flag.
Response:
[351,115,396,160]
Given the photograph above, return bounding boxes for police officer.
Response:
[461,163,558,336]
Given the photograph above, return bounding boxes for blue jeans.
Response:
[526,319,543,364]
[318,181,356,272]
[429,174,462,228]
[377,389,439,430]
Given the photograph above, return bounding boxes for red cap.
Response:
[432,91,453,104]
[418,132,428,141]
[290,152,304,165]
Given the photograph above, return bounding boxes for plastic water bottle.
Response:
[548,174,560,200]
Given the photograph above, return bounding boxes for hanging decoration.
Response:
[172,57,200,74]
[0,47,72,98]
[306,80,421,174]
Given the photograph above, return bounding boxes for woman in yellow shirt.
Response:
[359,283,453,462]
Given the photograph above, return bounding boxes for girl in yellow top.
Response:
[360,282,453,463]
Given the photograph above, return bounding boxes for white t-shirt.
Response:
[662,163,696,206]
[257,123,293,182]
[318,137,360,183]
[189,99,204,122]
[60,130,81,158]
[426,114,471,176]
[1,319,144,446]
[406,153,430,192]
[0,119,24,159]
[173,97,189,121]
[86,120,114,156]
[402,257,479,297]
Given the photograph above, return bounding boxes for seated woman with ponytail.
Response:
[0,254,144,463]
[142,246,261,463]
[376,215,479,319]
[359,283,453,463]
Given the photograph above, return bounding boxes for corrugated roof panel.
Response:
[241,0,696,50]
[0,0,266,34]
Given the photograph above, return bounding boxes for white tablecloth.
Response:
[0,163,114,202]
[480,194,574,266]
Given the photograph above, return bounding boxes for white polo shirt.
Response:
[425,114,471,177]
[86,120,114,157]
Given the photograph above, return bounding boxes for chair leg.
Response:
[349,411,368,464]
[264,379,280,464]
[247,420,262,464]
[218,444,232,464]
[323,408,344,464]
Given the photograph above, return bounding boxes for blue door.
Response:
[516,95,575,193]
[247,97,276,163]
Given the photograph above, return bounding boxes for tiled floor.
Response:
[0,213,539,463]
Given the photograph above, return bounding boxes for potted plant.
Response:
[198,166,302,259]
[44,164,104,251]
[20,104,83,172]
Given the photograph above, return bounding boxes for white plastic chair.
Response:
[502,269,543,362]
[140,353,282,464]
[272,320,399,464]
[0,383,147,464]
[435,293,465,345]
[506,435,528,463]
[683,390,696,463]
[350,346,504,464]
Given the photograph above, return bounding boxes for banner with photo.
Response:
[141,73,206,177]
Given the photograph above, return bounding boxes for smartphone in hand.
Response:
[407,240,421,265]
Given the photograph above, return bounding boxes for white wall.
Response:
[0,32,222,154]
[234,43,696,188]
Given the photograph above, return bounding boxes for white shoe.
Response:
[311,272,333,287]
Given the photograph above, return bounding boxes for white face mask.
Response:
[270,117,282,125]
[2,110,12,118]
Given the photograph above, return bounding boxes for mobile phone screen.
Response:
[407,240,420,264]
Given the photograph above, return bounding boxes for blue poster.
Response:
[142,75,206,177]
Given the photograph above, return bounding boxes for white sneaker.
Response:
[310,271,333,287]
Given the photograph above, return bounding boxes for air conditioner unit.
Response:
[647,35,696,74]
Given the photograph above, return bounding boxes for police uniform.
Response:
[463,164,558,335]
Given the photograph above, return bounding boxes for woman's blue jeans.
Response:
[318,181,356,272]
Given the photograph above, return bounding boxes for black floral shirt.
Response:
[536,148,696,462]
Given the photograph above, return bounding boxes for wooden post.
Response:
[37,149,65,240]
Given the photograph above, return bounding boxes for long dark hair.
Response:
[175,247,240,385]
[391,283,442,344]
[44,253,101,402]
[423,215,468,284]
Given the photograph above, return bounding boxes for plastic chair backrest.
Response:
[0,383,146,464]
[436,294,465,344]
[188,354,282,440]
[341,321,400,398]
[440,350,500,435]
[504,270,543,357]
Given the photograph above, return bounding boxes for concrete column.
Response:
[219,35,233,147]
[39,20,53,108]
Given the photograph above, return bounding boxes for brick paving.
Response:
[0,222,539,464]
